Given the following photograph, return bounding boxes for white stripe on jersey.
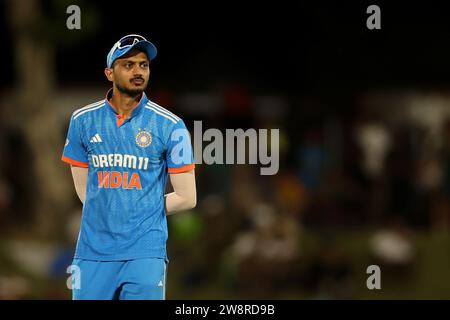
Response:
[147,101,181,121]
[74,103,105,119]
[163,262,167,300]
[73,100,105,117]
[145,105,178,123]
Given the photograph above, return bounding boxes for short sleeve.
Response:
[61,115,88,167]
[166,120,195,174]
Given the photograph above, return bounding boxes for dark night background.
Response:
[2,2,450,93]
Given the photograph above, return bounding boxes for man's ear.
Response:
[104,68,114,82]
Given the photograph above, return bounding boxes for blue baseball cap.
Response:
[106,34,157,68]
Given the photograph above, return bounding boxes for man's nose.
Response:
[131,64,142,74]
[133,73,142,78]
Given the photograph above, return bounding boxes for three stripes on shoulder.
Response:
[73,100,105,120]
[145,101,180,124]
[71,100,181,124]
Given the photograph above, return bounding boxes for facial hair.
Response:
[116,78,147,96]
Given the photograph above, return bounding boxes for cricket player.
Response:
[61,34,196,300]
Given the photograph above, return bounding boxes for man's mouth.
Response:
[131,78,144,85]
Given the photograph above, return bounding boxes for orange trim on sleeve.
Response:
[168,163,195,174]
[61,155,89,168]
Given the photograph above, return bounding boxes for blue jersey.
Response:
[62,90,195,261]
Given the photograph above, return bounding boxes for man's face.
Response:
[105,49,150,96]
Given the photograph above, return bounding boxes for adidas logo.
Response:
[158,280,163,287]
[90,134,103,143]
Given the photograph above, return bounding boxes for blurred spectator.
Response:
[369,221,417,283]
[431,117,450,233]
[384,126,416,226]
[296,124,329,191]
[355,120,391,181]
[301,235,355,300]
[0,123,35,228]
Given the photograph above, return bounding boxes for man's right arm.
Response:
[71,165,88,204]
[62,113,89,204]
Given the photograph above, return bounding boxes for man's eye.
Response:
[126,63,132,68]
[141,63,148,68]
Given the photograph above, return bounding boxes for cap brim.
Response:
[129,40,158,61]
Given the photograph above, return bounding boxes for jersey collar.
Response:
[105,88,147,122]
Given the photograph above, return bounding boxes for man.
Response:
[61,34,196,300]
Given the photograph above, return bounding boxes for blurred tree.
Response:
[4,0,98,235]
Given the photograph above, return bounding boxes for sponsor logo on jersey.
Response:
[90,134,103,143]
[91,153,146,190]
[91,154,149,170]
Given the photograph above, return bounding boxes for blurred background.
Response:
[1,0,450,299]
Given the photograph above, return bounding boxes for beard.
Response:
[115,80,147,96]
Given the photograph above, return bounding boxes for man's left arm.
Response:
[165,169,196,214]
